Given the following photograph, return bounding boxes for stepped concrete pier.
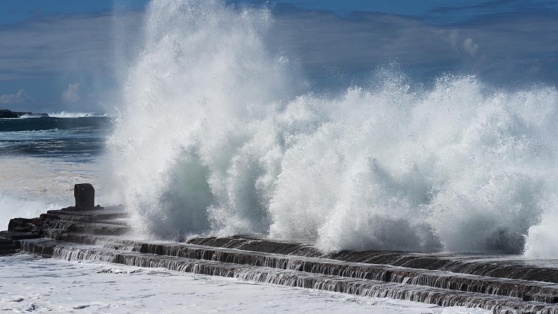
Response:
[2,185,558,313]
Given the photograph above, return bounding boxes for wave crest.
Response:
[109,0,558,256]
[48,112,107,118]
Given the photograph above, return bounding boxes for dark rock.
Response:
[0,109,31,118]
[0,109,49,118]
[0,231,41,240]
[74,183,95,210]
[8,217,43,233]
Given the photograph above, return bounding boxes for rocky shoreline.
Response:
[2,185,558,313]
[0,109,48,118]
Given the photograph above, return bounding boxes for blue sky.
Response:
[0,0,557,112]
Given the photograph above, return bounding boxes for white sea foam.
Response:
[17,112,104,118]
[0,193,58,230]
[17,114,42,119]
[48,111,107,118]
[0,255,486,314]
[109,0,558,256]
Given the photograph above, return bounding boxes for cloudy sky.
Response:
[0,0,557,112]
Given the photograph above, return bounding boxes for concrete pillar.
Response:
[74,183,95,210]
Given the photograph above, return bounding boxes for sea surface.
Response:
[0,114,109,161]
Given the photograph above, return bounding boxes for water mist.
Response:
[109,0,558,257]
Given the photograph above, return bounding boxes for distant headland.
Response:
[0,109,49,118]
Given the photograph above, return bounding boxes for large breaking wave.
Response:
[108,0,558,257]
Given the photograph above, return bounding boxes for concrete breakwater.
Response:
[2,189,558,313]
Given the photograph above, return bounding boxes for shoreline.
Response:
[1,190,558,313]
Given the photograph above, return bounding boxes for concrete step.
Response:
[0,238,14,246]
[0,231,40,240]
[0,237,19,255]
[45,207,128,221]
[45,233,558,305]
[67,222,130,236]
[0,243,17,250]
[17,238,558,314]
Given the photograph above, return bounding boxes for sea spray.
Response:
[0,193,60,231]
[109,0,558,256]
[0,155,119,230]
[108,0,298,238]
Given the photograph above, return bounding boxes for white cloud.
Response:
[0,89,31,104]
[462,37,479,57]
[0,5,555,98]
[271,10,558,83]
[447,30,460,50]
[62,83,81,103]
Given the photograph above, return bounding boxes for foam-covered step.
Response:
[17,238,558,314]
[45,207,128,221]
[63,222,130,236]
[189,236,322,256]
[0,237,19,255]
[59,233,141,248]
[0,238,14,246]
[42,219,129,230]
[0,231,40,240]
[124,241,558,304]
[42,233,558,304]
[189,236,558,284]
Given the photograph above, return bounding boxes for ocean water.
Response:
[0,114,114,230]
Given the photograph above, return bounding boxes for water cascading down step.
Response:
[3,184,558,314]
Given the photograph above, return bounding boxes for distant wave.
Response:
[48,112,107,118]
[17,115,39,119]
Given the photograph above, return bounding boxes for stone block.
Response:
[74,183,95,210]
